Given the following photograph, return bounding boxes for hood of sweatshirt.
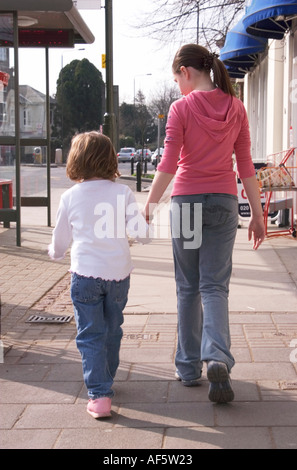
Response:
[184,88,242,143]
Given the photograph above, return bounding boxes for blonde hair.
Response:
[66,131,120,181]
[172,43,235,97]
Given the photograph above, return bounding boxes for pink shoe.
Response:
[87,397,112,419]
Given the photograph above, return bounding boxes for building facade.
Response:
[220,1,297,227]
[244,20,297,160]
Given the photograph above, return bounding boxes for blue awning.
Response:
[243,0,297,40]
[225,65,246,79]
[220,16,267,72]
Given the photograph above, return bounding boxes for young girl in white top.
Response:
[49,131,149,418]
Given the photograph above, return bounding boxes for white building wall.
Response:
[244,21,297,225]
[244,34,295,159]
[282,32,294,152]
[290,23,297,222]
[291,22,297,150]
[266,39,284,156]
[244,53,268,163]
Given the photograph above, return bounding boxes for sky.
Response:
[17,0,180,104]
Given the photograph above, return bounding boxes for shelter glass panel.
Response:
[0,13,14,138]
[19,48,47,140]
[20,145,47,197]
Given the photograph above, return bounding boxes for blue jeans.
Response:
[170,194,238,380]
[71,273,130,399]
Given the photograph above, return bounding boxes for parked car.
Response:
[117,147,136,162]
[151,147,164,167]
[135,148,152,162]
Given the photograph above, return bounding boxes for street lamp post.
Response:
[103,0,117,146]
[133,73,152,108]
[133,73,152,192]
[196,1,200,44]
[133,73,152,146]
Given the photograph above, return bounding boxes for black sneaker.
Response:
[207,361,234,403]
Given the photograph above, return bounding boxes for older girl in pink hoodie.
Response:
[144,44,265,403]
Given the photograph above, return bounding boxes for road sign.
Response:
[102,54,106,69]
[73,1,101,9]
[237,180,266,218]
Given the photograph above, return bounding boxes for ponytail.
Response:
[172,44,235,97]
[212,57,236,97]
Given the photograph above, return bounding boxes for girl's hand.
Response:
[248,215,265,250]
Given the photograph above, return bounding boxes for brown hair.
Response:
[172,43,235,97]
[66,131,120,181]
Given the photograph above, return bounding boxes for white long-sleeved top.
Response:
[48,180,150,280]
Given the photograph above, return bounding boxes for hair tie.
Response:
[203,52,219,71]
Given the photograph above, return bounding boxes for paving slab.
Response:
[271,427,297,449]
[215,401,297,427]
[115,402,215,428]
[54,427,164,450]
[0,429,60,449]
[163,426,273,449]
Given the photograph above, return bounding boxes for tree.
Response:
[119,102,135,146]
[119,91,157,149]
[148,83,181,144]
[134,90,156,149]
[119,83,180,149]
[52,58,105,158]
[137,0,245,50]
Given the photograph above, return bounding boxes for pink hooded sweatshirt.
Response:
[157,88,255,196]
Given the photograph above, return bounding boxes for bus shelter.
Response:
[0,0,95,245]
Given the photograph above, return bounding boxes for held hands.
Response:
[143,205,154,224]
[248,214,265,250]
[145,214,154,224]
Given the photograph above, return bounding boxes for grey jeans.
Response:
[170,193,238,380]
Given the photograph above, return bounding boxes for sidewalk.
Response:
[0,174,297,450]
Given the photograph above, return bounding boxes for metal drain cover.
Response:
[123,333,158,341]
[26,315,73,324]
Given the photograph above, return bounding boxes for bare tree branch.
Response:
[137,0,245,51]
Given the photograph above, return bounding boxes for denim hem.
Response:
[176,370,202,381]
[89,392,114,400]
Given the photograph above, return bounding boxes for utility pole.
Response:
[103,0,116,146]
[197,1,200,44]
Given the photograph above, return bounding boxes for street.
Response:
[0,161,155,197]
